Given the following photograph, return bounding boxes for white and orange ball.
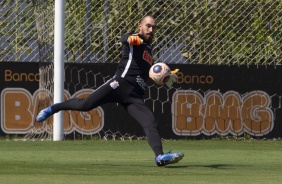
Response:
[149,63,171,85]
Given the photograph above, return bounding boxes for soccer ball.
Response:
[149,63,171,85]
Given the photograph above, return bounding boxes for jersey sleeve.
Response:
[120,33,131,44]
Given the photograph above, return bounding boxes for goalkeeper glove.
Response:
[127,35,143,45]
[166,69,179,89]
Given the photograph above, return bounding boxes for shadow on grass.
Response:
[88,163,189,168]
[178,163,247,170]
[164,165,188,168]
[165,163,252,170]
[88,163,246,169]
[202,164,234,169]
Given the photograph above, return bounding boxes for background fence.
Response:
[0,0,281,65]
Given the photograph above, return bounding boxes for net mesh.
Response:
[0,0,281,64]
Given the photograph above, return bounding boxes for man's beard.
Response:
[144,33,153,42]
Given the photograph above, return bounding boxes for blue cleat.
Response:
[36,106,53,122]
[155,151,184,166]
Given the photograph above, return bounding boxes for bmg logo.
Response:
[172,90,274,136]
[1,88,104,135]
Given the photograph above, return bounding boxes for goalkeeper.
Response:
[36,15,183,166]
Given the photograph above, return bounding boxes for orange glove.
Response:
[127,35,143,45]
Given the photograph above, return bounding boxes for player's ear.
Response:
[138,23,141,30]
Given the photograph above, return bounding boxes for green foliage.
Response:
[179,0,282,64]
[0,0,281,64]
[0,0,37,61]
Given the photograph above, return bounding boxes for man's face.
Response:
[139,16,156,43]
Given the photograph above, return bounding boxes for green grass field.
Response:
[0,139,281,184]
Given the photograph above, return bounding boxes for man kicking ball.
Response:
[36,15,184,167]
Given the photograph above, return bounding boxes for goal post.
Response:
[53,0,66,141]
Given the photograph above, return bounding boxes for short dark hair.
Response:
[140,15,156,23]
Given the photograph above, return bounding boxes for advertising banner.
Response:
[0,62,281,139]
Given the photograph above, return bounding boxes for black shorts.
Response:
[52,75,145,112]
